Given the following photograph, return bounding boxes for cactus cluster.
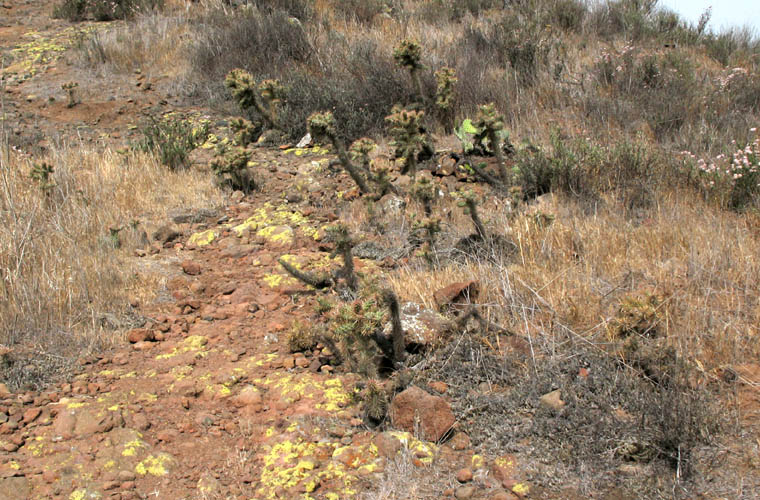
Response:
[62,81,79,108]
[393,39,425,102]
[225,69,283,131]
[385,106,426,179]
[210,145,255,193]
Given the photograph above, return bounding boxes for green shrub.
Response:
[135,115,209,170]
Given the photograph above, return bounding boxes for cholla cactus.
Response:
[62,82,79,108]
[229,117,260,147]
[393,39,425,102]
[308,112,369,193]
[224,69,283,131]
[414,216,441,267]
[386,105,426,179]
[411,175,437,215]
[326,223,358,292]
[211,145,255,193]
[350,137,377,174]
[457,190,488,240]
[474,103,509,183]
[435,67,457,131]
[30,162,56,196]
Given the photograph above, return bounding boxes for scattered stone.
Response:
[433,280,480,312]
[429,381,448,394]
[181,260,202,276]
[456,468,473,483]
[127,329,154,343]
[455,485,476,499]
[21,407,41,424]
[389,386,455,442]
[449,432,471,451]
[539,389,565,412]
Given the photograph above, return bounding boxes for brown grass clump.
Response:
[0,146,223,389]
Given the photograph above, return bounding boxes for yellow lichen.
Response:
[512,482,530,495]
[67,402,86,409]
[122,438,145,457]
[69,490,87,500]
[135,454,173,476]
[155,335,208,360]
[188,229,216,247]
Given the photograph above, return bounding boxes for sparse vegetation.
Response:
[6,0,760,496]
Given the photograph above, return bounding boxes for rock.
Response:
[21,408,41,424]
[0,384,10,398]
[382,302,452,350]
[52,410,77,440]
[153,225,180,244]
[449,432,471,451]
[372,432,403,458]
[455,485,476,499]
[181,260,202,276]
[232,386,262,407]
[131,413,150,431]
[378,194,406,215]
[127,329,153,343]
[170,208,219,224]
[456,468,473,483]
[389,386,455,442]
[296,133,312,148]
[433,281,480,312]
[429,381,448,394]
[539,389,565,411]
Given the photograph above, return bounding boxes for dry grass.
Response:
[0,145,223,389]
[389,190,760,370]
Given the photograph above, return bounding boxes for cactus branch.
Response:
[278,258,333,289]
[382,289,406,364]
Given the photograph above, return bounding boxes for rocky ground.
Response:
[0,3,540,499]
[3,2,760,500]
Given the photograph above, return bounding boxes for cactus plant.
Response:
[229,117,260,147]
[434,67,457,131]
[62,82,79,108]
[210,145,256,193]
[224,69,283,131]
[308,111,370,194]
[350,137,377,175]
[393,39,425,103]
[385,105,426,179]
[474,103,509,183]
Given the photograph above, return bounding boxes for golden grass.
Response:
[388,190,760,370]
[0,145,223,358]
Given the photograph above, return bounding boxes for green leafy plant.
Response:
[307,111,370,193]
[135,114,209,170]
[385,105,426,179]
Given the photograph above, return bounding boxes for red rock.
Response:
[181,260,202,276]
[120,481,136,490]
[127,329,153,343]
[131,413,151,431]
[372,432,402,458]
[433,281,479,311]
[232,386,262,407]
[22,407,41,424]
[389,386,455,442]
[449,432,471,451]
[133,341,154,351]
[456,468,473,483]
[1,442,17,452]
[52,410,77,440]
[429,381,448,394]
[42,470,58,483]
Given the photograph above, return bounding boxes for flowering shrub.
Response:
[684,127,760,209]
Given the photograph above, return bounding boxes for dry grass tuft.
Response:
[0,146,223,389]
